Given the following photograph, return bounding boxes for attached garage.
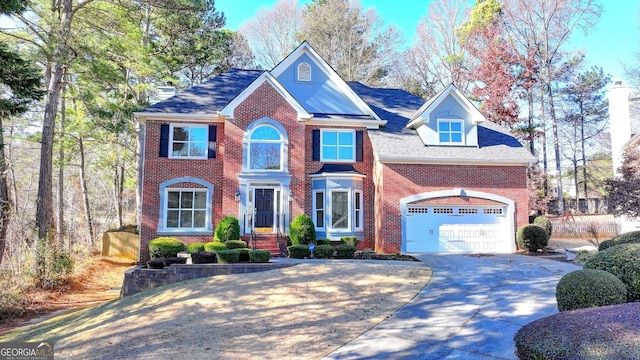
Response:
[401,190,516,254]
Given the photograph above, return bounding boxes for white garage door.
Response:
[405,206,510,253]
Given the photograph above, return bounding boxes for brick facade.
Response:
[373,162,529,253]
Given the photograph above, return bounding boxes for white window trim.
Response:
[248,124,284,171]
[320,129,356,163]
[313,190,325,231]
[354,190,363,231]
[157,177,214,235]
[297,62,311,82]
[437,118,465,145]
[163,188,208,231]
[169,123,208,160]
[328,189,351,232]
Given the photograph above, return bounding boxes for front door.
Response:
[254,189,274,231]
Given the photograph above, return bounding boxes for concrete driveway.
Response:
[324,253,580,360]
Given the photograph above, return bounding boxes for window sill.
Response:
[167,157,209,160]
[157,229,213,236]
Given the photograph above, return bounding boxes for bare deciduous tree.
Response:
[501,0,603,213]
[240,0,302,69]
[406,0,472,95]
[298,0,402,85]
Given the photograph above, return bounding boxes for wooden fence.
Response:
[101,232,139,261]
[550,220,620,239]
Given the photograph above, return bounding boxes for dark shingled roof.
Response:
[348,81,535,164]
[310,164,365,175]
[141,69,264,114]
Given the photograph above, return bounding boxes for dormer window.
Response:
[297,62,311,82]
[438,119,464,145]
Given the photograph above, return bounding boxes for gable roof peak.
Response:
[407,83,485,129]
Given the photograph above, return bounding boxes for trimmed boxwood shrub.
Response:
[598,239,614,251]
[148,237,185,259]
[313,244,335,259]
[514,302,640,360]
[214,216,240,242]
[288,245,311,259]
[289,214,316,245]
[516,224,549,252]
[191,251,217,264]
[555,269,627,312]
[225,240,248,250]
[335,244,356,259]
[237,248,251,262]
[147,259,165,269]
[533,216,553,237]
[599,230,640,251]
[216,249,240,264]
[316,238,331,245]
[163,257,187,266]
[584,243,640,302]
[186,243,206,254]
[249,250,271,263]
[204,241,226,253]
[340,236,358,247]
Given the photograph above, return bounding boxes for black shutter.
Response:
[356,130,363,162]
[159,124,169,157]
[208,125,217,158]
[312,129,320,161]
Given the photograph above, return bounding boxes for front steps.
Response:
[242,233,287,257]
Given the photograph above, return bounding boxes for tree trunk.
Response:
[57,78,66,247]
[114,164,124,228]
[78,137,94,246]
[572,124,579,213]
[528,90,534,154]
[547,80,564,214]
[0,116,12,265]
[580,106,588,213]
[36,0,74,276]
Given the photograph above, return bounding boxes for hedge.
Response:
[335,244,356,259]
[516,224,549,252]
[191,251,216,264]
[216,249,240,264]
[599,230,640,251]
[225,240,248,250]
[148,237,185,259]
[204,241,227,253]
[313,244,335,259]
[533,216,553,237]
[340,236,358,247]
[584,243,640,302]
[249,250,271,263]
[237,248,251,262]
[288,245,311,259]
[514,302,640,359]
[555,269,627,312]
[186,243,206,254]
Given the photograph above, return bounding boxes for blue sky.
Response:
[216,0,639,82]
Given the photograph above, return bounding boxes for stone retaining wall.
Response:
[121,263,296,297]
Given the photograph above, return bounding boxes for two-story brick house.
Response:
[134,42,535,262]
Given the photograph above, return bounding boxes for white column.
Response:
[609,81,631,177]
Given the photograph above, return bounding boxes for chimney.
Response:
[157,81,177,102]
[609,80,631,177]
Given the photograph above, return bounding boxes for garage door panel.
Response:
[405,206,510,253]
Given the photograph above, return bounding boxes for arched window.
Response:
[297,62,311,82]
[249,125,283,170]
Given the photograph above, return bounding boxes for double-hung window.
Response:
[438,119,464,145]
[321,129,355,162]
[313,191,325,230]
[354,190,363,231]
[165,189,207,229]
[170,125,208,158]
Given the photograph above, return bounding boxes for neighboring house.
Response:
[134,42,535,262]
[608,80,640,232]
